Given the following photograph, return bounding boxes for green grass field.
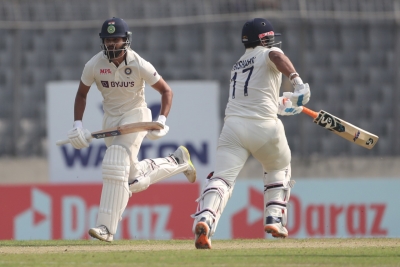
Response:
[1,239,399,267]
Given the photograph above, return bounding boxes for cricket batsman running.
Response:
[65,17,196,242]
[191,18,310,249]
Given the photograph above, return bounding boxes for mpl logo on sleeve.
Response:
[100,69,112,74]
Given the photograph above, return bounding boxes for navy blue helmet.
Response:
[241,18,281,47]
[99,17,132,60]
[99,17,131,39]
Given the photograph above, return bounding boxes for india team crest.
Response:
[125,68,132,75]
[107,25,115,34]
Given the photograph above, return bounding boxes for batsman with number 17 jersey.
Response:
[192,18,311,249]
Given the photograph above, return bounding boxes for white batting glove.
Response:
[288,76,311,107]
[146,115,169,141]
[67,121,92,149]
[278,96,303,116]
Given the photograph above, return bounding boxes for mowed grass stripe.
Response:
[0,239,399,267]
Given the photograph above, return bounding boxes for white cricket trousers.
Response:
[213,116,291,184]
[102,107,152,162]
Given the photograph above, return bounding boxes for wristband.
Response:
[73,120,83,129]
[290,76,304,86]
[289,72,299,80]
[157,115,167,125]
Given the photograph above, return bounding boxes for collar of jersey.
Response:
[245,46,264,54]
[125,48,135,64]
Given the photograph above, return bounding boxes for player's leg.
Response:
[192,117,249,249]
[252,119,293,238]
[89,108,150,241]
[192,172,235,249]
[262,165,294,238]
[129,145,196,193]
[89,145,131,242]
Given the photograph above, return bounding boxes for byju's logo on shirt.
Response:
[100,81,135,88]
[101,81,109,88]
[100,69,112,74]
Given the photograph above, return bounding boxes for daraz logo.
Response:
[14,188,52,240]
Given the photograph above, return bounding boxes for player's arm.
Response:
[269,51,298,79]
[150,77,173,118]
[269,51,310,107]
[74,80,91,121]
[67,80,92,149]
[146,77,172,141]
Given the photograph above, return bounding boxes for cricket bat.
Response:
[56,121,164,146]
[302,107,379,149]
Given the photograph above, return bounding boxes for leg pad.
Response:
[97,145,131,234]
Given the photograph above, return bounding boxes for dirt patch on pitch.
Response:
[1,239,399,254]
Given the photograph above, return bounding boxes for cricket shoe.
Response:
[194,217,212,249]
[264,216,288,238]
[88,225,113,242]
[172,146,196,183]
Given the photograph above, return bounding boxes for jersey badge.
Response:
[125,68,132,75]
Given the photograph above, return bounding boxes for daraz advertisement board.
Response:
[0,179,399,240]
[213,179,400,239]
[0,183,198,240]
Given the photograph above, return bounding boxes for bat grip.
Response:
[56,139,70,146]
[302,107,319,119]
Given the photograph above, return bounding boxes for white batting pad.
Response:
[129,156,187,193]
[192,177,234,236]
[97,145,131,234]
[263,164,295,226]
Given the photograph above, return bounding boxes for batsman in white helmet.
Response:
[192,18,310,249]
[66,17,196,242]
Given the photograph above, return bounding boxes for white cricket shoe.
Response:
[264,216,288,238]
[88,225,113,242]
[172,146,196,183]
[194,217,212,249]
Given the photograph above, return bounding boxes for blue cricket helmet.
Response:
[242,18,281,47]
[99,17,131,40]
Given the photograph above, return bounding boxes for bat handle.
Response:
[302,107,319,119]
[56,139,70,146]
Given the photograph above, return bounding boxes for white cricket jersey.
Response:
[225,46,283,120]
[81,48,161,116]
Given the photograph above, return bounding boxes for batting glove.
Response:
[67,121,92,149]
[146,115,169,141]
[278,96,303,116]
[287,83,311,107]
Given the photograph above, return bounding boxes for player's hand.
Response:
[67,121,92,149]
[278,96,303,116]
[288,83,311,106]
[146,116,169,141]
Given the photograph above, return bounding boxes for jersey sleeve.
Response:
[80,60,95,87]
[266,47,284,72]
[138,58,161,86]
